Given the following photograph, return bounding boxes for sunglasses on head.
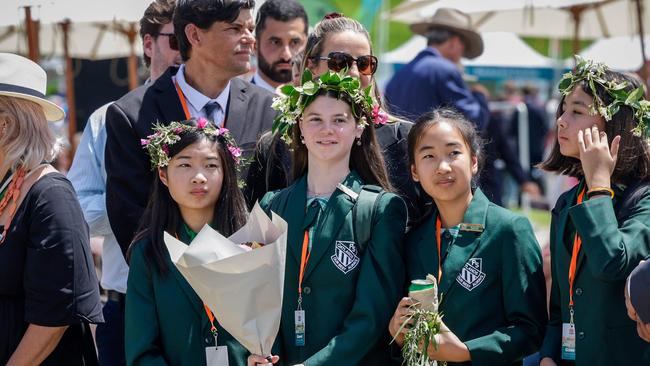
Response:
[315,52,378,76]
[157,32,179,51]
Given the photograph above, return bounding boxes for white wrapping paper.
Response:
[164,203,287,356]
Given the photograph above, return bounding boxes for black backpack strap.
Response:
[616,181,650,221]
[351,185,384,254]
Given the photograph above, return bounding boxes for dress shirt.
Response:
[174,64,230,125]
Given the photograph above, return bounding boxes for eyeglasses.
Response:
[157,32,178,51]
[314,52,378,76]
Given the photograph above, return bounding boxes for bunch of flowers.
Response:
[271,69,389,143]
[559,55,650,139]
[141,118,243,169]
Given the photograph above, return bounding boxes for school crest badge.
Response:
[456,258,486,291]
[331,241,360,274]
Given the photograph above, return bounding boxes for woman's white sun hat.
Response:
[0,53,65,122]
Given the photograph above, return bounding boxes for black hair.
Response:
[408,108,485,180]
[173,0,255,61]
[131,119,247,275]
[255,0,308,39]
[539,71,650,184]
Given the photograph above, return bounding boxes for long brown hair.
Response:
[539,71,650,184]
[290,90,392,190]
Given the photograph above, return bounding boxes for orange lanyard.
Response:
[436,216,442,282]
[298,230,310,301]
[568,186,586,308]
[174,80,191,120]
[174,79,226,127]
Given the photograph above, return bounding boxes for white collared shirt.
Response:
[251,70,277,93]
[174,64,230,125]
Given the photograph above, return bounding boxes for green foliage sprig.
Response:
[559,55,650,139]
[270,70,387,143]
[392,304,445,366]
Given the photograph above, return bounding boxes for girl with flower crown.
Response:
[538,59,650,365]
[125,118,252,366]
[247,71,408,366]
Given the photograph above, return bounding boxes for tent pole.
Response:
[569,6,584,63]
[635,0,648,86]
[59,20,77,154]
[127,23,138,90]
[24,6,40,62]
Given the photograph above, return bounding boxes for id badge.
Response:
[295,310,305,346]
[561,323,576,360]
[205,345,229,366]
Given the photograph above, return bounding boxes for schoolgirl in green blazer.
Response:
[125,119,249,366]
[389,109,547,366]
[250,70,407,366]
[538,60,650,365]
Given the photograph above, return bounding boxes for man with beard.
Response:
[251,0,307,92]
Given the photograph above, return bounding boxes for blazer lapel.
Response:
[167,229,205,319]
[285,176,308,265]
[414,214,440,281]
[152,67,186,125]
[439,189,489,301]
[303,172,361,280]
[224,78,248,143]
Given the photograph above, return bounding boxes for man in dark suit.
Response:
[384,8,489,129]
[105,0,276,255]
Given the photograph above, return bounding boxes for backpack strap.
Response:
[615,181,650,221]
[351,185,384,254]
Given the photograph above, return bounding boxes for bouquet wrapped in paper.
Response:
[164,203,287,357]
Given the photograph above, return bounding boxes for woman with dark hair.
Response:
[248,71,408,365]
[538,58,650,365]
[0,53,103,365]
[125,118,249,366]
[245,13,422,225]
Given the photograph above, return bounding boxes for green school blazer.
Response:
[125,229,248,366]
[540,182,650,365]
[405,189,547,366]
[260,171,407,366]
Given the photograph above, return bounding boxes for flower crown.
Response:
[559,55,650,139]
[140,118,243,169]
[270,70,389,143]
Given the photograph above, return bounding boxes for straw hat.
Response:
[410,8,484,59]
[0,53,65,121]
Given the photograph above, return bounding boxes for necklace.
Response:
[0,166,26,244]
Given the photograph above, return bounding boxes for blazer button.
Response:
[443,231,452,240]
[205,337,211,344]
[578,331,585,340]
[303,286,311,295]
[575,287,583,296]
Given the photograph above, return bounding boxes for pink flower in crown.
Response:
[219,127,230,136]
[228,145,242,158]
[162,144,169,155]
[140,138,149,146]
[197,117,209,129]
[372,104,389,125]
[174,127,183,134]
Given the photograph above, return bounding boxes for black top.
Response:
[0,172,103,365]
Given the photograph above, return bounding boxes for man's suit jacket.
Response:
[105,67,276,254]
[384,47,489,129]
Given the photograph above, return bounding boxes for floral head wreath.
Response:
[270,70,389,143]
[559,55,650,139]
[140,117,243,169]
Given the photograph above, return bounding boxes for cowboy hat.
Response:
[0,53,65,122]
[410,8,484,59]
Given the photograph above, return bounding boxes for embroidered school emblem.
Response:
[456,258,486,291]
[331,241,360,274]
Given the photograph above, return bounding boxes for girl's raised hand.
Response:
[577,125,620,189]
[388,297,415,347]
[247,354,279,366]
